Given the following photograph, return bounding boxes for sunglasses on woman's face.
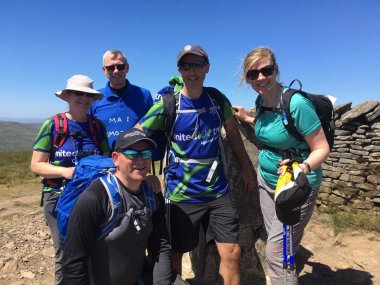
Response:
[104,64,126,72]
[72,91,96,98]
[246,64,275,80]
[121,149,153,160]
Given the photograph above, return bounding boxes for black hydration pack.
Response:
[256,79,335,151]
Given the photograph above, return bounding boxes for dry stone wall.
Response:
[319,100,380,211]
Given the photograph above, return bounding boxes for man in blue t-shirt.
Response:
[138,45,257,285]
[89,50,153,151]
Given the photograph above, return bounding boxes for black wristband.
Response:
[303,161,312,173]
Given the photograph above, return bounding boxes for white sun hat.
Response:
[55,75,103,101]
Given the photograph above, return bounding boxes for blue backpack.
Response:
[55,155,156,247]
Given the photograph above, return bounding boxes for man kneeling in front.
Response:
[62,128,171,285]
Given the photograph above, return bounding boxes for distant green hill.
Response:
[0,122,41,152]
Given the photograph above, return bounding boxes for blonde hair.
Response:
[102,50,127,66]
[240,46,279,84]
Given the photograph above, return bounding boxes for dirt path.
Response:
[295,214,379,285]
[0,184,379,285]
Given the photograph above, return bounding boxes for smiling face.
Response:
[102,52,129,89]
[65,91,95,114]
[248,56,278,96]
[178,54,209,91]
[112,140,152,190]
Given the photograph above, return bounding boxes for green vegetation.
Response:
[0,121,39,152]
[328,207,380,234]
[0,151,37,186]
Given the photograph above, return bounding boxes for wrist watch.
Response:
[302,161,312,173]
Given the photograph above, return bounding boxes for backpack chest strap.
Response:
[173,157,220,183]
[177,105,218,114]
[68,131,90,137]
[173,157,219,164]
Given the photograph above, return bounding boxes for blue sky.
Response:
[1,0,379,122]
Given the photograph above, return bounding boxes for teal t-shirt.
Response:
[140,90,233,203]
[255,91,322,190]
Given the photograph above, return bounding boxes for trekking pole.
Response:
[282,224,288,285]
[289,225,296,285]
[165,198,171,242]
[162,150,171,241]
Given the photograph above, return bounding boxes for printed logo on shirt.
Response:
[174,127,220,145]
[109,117,130,124]
[155,93,162,102]
[54,149,101,158]
[107,130,124,138]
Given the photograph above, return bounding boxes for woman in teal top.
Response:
[31,75,109,285]
[234,47,330,285]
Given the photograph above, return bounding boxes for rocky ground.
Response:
[0,183,379,285]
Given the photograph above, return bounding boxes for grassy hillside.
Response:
[0,122,40,152]
[0,151,37,186]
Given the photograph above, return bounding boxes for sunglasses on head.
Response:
[72,91,96,98]
[178,61,207,72]
[121,149,152,160]
[104,64,126,72]
[246,64,275,80]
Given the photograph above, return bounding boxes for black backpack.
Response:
[152,87,226,175]
[256,79,335,151]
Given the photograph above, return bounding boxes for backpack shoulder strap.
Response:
[281,89,305,141]
[97,174,122,239]
[254,95,279,127]
[154,89,178,175]
[162,89,179,137]
[87,114,102,147]
[164,87,225,133]
[254,95,263,117]
[253,95,286,152]
[205,87,226,124]
[142,181,157,216]
[204,87,225,107]
[52,112,69,154]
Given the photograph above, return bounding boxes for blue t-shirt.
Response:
[255,90,322,190]
[140,90,234,203]
[90,80,153,150]
[33,117,109,191]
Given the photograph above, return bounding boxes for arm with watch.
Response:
[277,125,330,175]
[298,125,330,174]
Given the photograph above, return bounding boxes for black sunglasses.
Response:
[178,61,207,72]
[72,91,96,98]
[246,64,275,80]
[104,64,126,72]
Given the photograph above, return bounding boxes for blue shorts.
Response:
[169,192,239,253]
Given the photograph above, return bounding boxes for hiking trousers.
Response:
[43,191,63,285]
[258,171,318,285]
